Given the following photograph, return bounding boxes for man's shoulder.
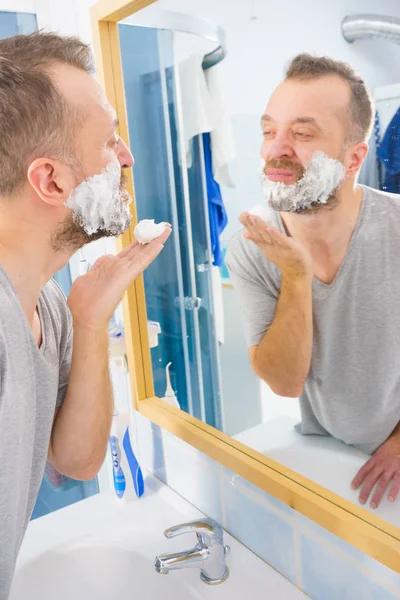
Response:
[363,185,400,208]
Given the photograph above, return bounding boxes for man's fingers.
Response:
[116,243,164,288]
[249,216,281,240]
[154,225,172,244]
[118,240,139,259]
[243,230,274,247]
[90,255,114,269]
[351,458,375,490]
[239,213,263,242]
[248,215,287,243]
[240,214,267,241]
[239,212,251,227]
[128,239,164,264]
[131,241,164,269]
[388,472,400,502]
[249,216,274,243]
[358,466,385,505]
[240,213,283,248]
[124,226,171,261]
[264,225,288,243]
[243,231,255,242]
[370,468,397,508]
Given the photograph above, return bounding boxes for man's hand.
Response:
[49,225,171,479]
[351,425,400,509]
[239,213,312,279]
[67,225,171,329]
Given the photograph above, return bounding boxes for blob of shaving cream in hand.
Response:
[134,219,166,244]
[249,205,272,223]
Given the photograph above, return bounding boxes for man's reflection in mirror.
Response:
[226,54,400,509]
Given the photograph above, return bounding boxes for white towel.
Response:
[204,65,236,188]
[178,52,235,183]
[178,53,217,168]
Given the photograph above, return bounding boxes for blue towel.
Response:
[374,111,383,191]
[202,132,228,267]
[377,106,400,193]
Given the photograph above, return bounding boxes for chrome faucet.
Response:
[154,517,230,585]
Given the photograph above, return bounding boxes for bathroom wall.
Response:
[133,409,400,600]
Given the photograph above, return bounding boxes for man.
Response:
[226,54,400,511]
[0,32,171,598]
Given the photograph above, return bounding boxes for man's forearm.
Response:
[252,274,313,397]
[49,323,113,480]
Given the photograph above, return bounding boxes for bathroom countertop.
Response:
[235,416,400,528]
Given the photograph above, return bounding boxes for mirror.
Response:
[116,1,400,534]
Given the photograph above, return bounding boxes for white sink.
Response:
[10,474,306,600]
[11,542,195,600]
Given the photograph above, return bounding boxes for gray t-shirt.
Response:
[225,185,400,455]
[0,266,72,599]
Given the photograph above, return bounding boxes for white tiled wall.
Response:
[132,410,400,600]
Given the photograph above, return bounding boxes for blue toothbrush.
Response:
[109,435,126,498]
[122,426,144,498]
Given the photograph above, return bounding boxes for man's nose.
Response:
[262,131,295,161]
[117,137,135,169]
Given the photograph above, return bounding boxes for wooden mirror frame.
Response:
[91,0,400,572]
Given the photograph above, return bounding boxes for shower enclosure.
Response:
[118,13,226,430]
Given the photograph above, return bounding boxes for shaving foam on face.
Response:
[260,151,346,212]
[66,161,131,236]
[134,219,167,244]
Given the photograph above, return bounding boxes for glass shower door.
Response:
[185,134,224,430]
[119,24,192,415]
[119,23,223,427]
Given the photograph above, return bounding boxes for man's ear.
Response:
[27,158,76,207]
[344,142,369,177]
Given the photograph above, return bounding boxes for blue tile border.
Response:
[296,511,400,594]
[222,466,295,517]
[299,531,400,600]
[222,469,297,584]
